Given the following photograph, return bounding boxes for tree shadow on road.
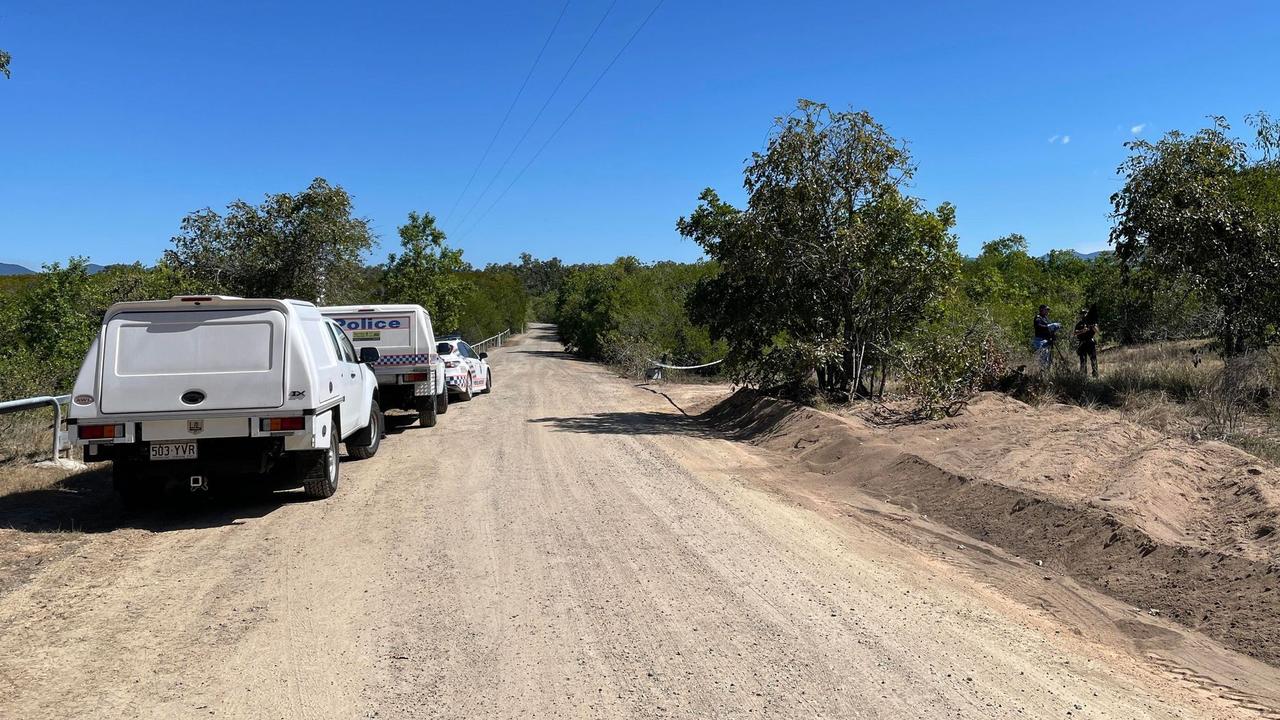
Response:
[528,411,721,439]
[509,348,587,361]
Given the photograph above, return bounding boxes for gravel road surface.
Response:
[0,325,1261,718]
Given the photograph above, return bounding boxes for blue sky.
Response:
[1,1,1277,270]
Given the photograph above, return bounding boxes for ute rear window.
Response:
[113,317,276,376]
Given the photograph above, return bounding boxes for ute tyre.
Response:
[436,390,449,415]
[346,401,382,460]
[480,369,492,394]
[417,394,438,428]
[301,429,340,499]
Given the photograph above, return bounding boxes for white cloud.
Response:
[1061,135,1071,144]
[1047,134,1072,145]
[1047,134,1060,143]
[1130,123,1146,134]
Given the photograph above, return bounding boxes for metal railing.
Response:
[0,394,72,463]
[471,328,512,354]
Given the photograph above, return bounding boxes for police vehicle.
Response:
[68,296,383,505]
[321,304,450,427]
[436,335,491,402]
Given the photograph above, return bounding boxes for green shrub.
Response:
[897,319,1012,418]
[555,258,725,376]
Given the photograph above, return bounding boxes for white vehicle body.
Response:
[436,338,491,400]
[68,296,382,500]
[321,304,448,424]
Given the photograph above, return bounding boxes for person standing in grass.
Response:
[1074,305,1099,377]
[1033,304,1060,369]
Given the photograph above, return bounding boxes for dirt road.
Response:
[0,325,1270,718]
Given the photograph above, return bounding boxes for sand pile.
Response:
[703,390,1280,665]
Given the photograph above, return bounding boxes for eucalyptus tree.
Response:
[381,211,472,333]
[1111,114,1280,354]
[164,178,375,304]
[680,99,960,397]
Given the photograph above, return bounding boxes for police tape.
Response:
[646,359,724,370]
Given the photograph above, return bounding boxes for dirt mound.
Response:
[703,389,1280,666]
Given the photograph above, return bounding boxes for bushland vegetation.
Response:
[535,101,1280,459]
[552,258,725,376]
[5,101,1280,463]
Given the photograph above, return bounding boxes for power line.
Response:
[457,0,666,241]
[442,1,571,227]
[449,0,620,234]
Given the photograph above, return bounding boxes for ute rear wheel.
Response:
[301,427,340,499]
[346,401,382,460]
[436,389,449,415]
[416,394,438,427]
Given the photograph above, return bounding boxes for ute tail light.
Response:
[260,417,306,432]
[401,373,429,383]
[79,424,125,440]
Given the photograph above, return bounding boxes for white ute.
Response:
[68,295,384,505]
[320,304,449,427]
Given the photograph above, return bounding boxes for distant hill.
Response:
[1041,249,1109,261]
[0,262,106,275]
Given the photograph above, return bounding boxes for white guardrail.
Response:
[0,394,72,463]
[470,328,512,355]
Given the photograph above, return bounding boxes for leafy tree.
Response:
[555,262,627,359]
[456,269,529,342]
[1,49,11,79]
[551,257,722,369]
[680,100,960,397]
[164,178,374,304]
[9,259,97,382]
[381,211,472,333]
[1111,115,1280,354]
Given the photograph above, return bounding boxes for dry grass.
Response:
[0,463,75,500]
[0,406,61,466]
[1018,339,1280,464]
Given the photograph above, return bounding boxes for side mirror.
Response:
[359,347,380,364]
[479,352,488,359]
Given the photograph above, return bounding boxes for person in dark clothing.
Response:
[1032,304,1060,368]
[1074,304,1099,377]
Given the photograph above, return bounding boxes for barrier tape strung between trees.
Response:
[647,359,724,370]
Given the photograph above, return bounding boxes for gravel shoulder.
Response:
[0,324,1271,719]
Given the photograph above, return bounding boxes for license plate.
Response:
[150,441,197,461]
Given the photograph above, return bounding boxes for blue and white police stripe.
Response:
[373,353,437,367]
